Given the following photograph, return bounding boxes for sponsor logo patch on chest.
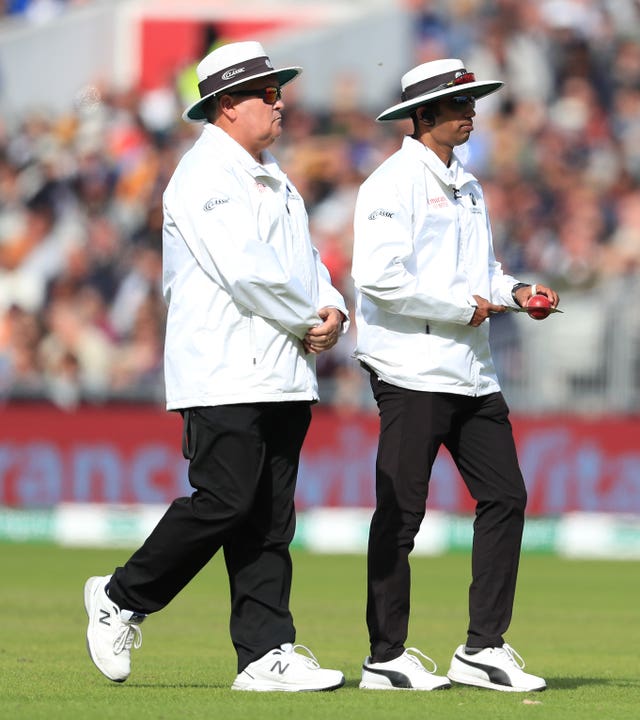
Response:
[203,196,229,211]
[368,208,395,220]
[428,195,449,208]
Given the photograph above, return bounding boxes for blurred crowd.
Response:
[2,0,640,409]
[1,0,91,22]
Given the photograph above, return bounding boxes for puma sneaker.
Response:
[447,644,546,692]
[84,575,145,682]
[360,647,451,690]
[231,643,344,692]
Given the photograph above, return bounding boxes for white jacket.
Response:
[162,124,348,410]
[352,136,520,396]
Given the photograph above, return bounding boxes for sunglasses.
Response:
[449,95,476,107]
[228,86,282,104]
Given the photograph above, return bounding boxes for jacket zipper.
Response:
[249,313,257,365]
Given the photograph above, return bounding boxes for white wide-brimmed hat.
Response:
[183,41,302,122]
[377,58,503,122]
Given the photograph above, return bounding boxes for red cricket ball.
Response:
[526,293,552,320]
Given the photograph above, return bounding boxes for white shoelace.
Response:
[113,623,143,655]
[283,643,320,669]
[404,647,439,674]
[500,643,526,669]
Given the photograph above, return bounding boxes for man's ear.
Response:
[420,108,435,126]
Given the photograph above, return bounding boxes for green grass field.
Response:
[1,543,638,719]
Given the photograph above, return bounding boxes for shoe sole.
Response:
[359,681,451,691]
[231,677,345,692]
[84,576,127,683]
[447,670,545,693]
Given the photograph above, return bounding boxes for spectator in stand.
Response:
[1,1,640,410]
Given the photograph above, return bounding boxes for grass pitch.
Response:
[1,543,638,719]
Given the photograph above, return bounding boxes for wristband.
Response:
[511,282,529,306]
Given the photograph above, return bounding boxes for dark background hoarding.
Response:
[2,403,639,515]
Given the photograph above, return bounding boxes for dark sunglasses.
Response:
[228,86,282,104]
[449,95,476,107]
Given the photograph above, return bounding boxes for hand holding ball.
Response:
[526,294,552,320]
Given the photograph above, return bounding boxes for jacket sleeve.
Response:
[352,176,475,325]
[164,168,322,340]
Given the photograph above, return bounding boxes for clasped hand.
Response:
[303,307,344,354]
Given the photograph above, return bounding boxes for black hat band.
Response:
[198,56,275,98]
[402,69,475,101]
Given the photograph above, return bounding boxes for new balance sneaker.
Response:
[231,643,345,692]
[447,644,546,692]
[359,647,451,690]
[84,575,145,682]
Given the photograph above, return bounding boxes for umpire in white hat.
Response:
[352,58,559,693]
[83,40,348,691]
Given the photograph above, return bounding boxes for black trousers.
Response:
[366,370,527,663]
[108,401,311,672]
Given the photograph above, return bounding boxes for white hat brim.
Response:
[376,80,504,121]
[183,66,302,123]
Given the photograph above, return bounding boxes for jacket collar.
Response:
[402,135,477,192]
[202,124,282,182]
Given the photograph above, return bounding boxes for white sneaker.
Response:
[231,643,344,692]
[447,644,546,692]
[360,647,451,690]
[84,575,145,682]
